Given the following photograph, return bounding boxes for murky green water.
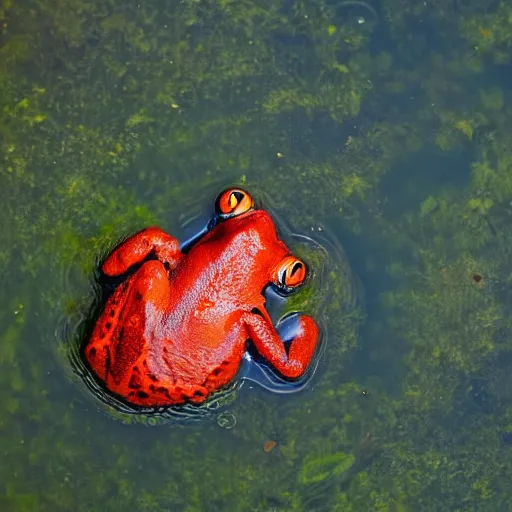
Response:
[2,0,512,510]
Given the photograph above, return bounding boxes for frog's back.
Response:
[156,210,287,382]
[169,210,287,315]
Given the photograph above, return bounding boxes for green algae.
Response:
[299,451,356,485]
[1,0,512,510]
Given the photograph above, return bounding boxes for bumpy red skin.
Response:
[84,210,319,408]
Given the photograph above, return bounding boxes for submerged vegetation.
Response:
[2,0,512,509]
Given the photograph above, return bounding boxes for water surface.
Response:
[1,0,512,510]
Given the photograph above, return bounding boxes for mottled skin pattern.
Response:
[84,189,319,408]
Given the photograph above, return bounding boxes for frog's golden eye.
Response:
[276,256,307,289]
[216,188,254,218]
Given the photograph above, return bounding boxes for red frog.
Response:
[84,188,319,408]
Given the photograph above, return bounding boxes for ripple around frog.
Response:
[238,230,359,394]
[336,1,379,23]
[237,189,363,395]
[57,183,363,425]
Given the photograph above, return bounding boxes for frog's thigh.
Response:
[114,261,172,373]
[126,260,172,312]
[92,260,170,346]
[111,260,171,383]
[86,261,171,378]
[116,260,171,373]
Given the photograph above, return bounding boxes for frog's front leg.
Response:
[102,226,182,277]
[242,311,319,379]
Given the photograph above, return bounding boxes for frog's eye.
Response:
[276,256,308,289]
[216,188,254,218]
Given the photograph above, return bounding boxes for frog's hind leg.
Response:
[85,260,171,388]
[102,226,182,277]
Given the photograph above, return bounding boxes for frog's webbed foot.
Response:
[242,311,319,379]
[102,226,182,277]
